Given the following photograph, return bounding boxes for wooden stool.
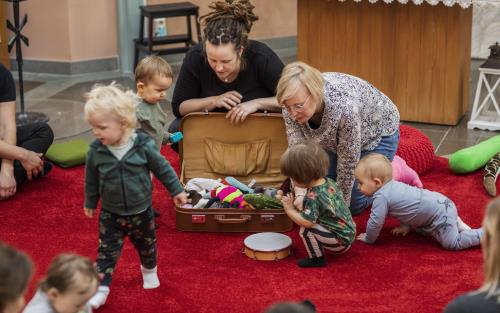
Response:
[133,2,201,69]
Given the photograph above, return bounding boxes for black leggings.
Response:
[0,122,54,185]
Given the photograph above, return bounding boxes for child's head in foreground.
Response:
[354,153,393,197]
[0,242,32,313]
[280,141,329,188]
[135,55,173,104]
[84,83,137,146]
[39,254,99,313]
[480,197,500,299]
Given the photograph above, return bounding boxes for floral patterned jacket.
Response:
[283,72,400,205]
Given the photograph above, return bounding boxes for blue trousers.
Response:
[327,130,400,215]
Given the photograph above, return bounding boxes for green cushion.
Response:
[45,139,89,168]
[449,135,500,174]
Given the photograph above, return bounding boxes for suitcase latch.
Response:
[191,215,206,224]
[261,214,275,224]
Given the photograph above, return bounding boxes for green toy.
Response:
[449,135,500,174]
[243,193,283,210]
[45,139,89,168]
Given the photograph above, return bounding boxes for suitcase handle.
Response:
[215,215,251,224]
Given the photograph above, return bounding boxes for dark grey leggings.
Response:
[0,122,54,185]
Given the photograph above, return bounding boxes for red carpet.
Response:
[1,151,497,313]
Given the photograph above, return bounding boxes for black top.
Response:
[171,40,284,118]
[0,64,16,102]
[444,291,500,313]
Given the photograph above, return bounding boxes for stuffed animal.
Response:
[210,185,248,209]
[484,153,500,197]
[225,176,255,194]
[244,193,283,209]
[449,135,500,174]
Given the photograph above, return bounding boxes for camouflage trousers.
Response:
[96,208,157,286]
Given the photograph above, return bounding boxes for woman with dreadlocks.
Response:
[168,0,284,149]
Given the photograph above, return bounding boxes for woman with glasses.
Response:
[167,0,284,151]
[276,61,400,215]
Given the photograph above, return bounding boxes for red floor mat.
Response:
[1,151,496,313]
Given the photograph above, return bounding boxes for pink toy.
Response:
[392,155,423,188]
[211,185,248,208]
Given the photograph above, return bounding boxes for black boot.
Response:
[297,256,326,268]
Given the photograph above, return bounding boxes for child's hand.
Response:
[391,225,410,236]
[356,233,368,243]
[84,207,95,218]
[173,191,189,207]
[280,193,295,212]
[275,190,284,200]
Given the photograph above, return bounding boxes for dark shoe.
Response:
[297,256,326,268]
[153,209,161,217]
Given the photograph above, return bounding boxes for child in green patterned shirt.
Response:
[280,142,356,268]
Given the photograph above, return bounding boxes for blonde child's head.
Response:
[135,55,173,104]
[0,242,32,313]
[84,83,137,129]
[84,83,137,145]
[280,141,329,187]
[40,254,99,313]
[354,153,393,197]
[479,197,500,300]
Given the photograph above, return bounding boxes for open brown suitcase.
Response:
[175,112,293,232]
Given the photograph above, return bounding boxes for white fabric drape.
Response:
[336,0,500,8]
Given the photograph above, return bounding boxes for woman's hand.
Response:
[20,149,44,180]
[211,91,242,111]
[226,100,260,124]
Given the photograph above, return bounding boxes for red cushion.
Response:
[396,125,435,174]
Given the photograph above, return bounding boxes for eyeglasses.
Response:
[283,95,310,113]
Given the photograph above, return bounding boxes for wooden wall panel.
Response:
[0,3,10,68]
[297,0,472,125]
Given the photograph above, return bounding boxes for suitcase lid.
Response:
[179,112,288,187]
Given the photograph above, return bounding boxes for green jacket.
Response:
[84,132,183,215]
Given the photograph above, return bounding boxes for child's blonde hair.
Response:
[84,83,137,129]
[276,61,324,105]
[479,197,500,301]
[280,141,329,185]
[40,254,98,294]
[355,153,393,183]
[135,55,173,84]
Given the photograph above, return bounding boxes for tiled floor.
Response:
[13,57,499,156]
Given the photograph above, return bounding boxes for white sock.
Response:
[457,217,472,232]
[141,265,160,289]
[88,286,110,309]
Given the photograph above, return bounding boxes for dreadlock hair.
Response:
[200,0,258,70]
